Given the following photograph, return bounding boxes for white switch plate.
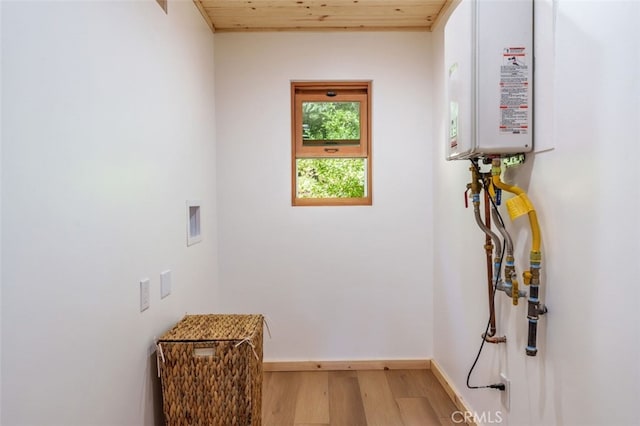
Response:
[140,279,150,312]
[160,270,171,299]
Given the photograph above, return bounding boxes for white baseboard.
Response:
[430,359,478,426]
[263,359,430,372]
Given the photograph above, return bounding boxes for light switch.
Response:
[160,270,171,299]
[140,279,150,312]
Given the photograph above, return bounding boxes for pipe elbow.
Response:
[482,333,507,344]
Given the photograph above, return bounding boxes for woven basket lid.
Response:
[158,314,263,342]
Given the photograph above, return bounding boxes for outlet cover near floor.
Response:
[500,372,510,411]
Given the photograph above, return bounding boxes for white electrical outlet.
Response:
[160,270,171,299]
[500,372,510,411]
[140,279,150,312]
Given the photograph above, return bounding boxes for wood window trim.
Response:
[291,81,372,207]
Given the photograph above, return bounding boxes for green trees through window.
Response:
[297,101,365,199]
[297,158,366,198]
[302,101,360,143]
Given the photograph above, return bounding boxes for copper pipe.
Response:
[482,332,507,344]
[482,183,506,344]
[468,165,506,344]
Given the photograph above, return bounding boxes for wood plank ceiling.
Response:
[193,0,454,32]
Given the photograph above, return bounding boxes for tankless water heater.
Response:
[445,0,533,160]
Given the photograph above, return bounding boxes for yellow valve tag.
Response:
[506,193,535,220]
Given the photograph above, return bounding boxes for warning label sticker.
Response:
[500,47,529,134]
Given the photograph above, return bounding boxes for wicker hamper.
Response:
[157,314,263,426]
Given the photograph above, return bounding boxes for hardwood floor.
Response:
[262,370,458,426]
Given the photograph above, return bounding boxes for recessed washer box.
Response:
[186,200,202,246]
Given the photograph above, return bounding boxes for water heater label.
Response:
[499,47,529,135]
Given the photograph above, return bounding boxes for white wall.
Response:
[214,32,434,361]
[1,1,218,424]
[0,2,3,420]
[432,1,640,425]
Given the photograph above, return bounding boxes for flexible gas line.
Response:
[491,158,547,356]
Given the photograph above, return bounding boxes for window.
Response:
[291,81,372,206]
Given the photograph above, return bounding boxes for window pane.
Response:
[296,158,366,199]
[302,102,360,146]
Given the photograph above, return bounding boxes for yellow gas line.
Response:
[491,158,545,356]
